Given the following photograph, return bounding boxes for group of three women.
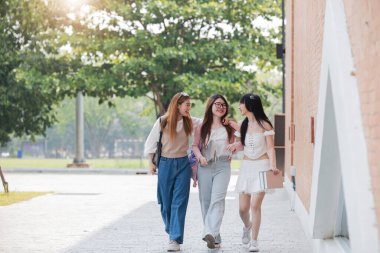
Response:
[144,92,279,252]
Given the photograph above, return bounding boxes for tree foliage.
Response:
[0,0,61,145]
[18,0,282,113]
[1,0,282,145]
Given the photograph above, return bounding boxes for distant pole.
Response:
[74,91,85,164]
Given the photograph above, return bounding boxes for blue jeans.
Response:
[157,156,191,244]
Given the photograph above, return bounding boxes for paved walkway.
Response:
[0,173,311,253]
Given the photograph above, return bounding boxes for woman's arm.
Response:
[265,134,277,170]
[192,125,208,166]
[227,121,244,152]
[191,117,203,130]
[228,120,240,132]
[144,118,161,174]
[263,122,279,175]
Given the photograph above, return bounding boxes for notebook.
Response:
[259,171,283,190]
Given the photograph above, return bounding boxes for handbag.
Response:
[152,117,163,167]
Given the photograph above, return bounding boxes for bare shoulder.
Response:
[261,121,273,131]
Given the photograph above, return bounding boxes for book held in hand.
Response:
[259,171,283,190]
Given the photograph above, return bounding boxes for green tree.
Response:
[1,0,281,146]
[0,0,60,145]
[17,0,282,117]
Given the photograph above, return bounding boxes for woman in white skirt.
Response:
[228,93,280,252]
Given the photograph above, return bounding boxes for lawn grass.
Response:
[0,192,50,206]
[0,158,147,169]
[0,158,242,169]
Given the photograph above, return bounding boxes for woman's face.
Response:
[212,98,227,118]
[239,102,248,115]
[178,98,191,117]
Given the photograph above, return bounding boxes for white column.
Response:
[73,91,85,164]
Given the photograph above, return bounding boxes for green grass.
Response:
[0,158,242,169]
[0,192,50,206]
[0,158,147,169]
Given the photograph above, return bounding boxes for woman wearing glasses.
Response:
[144,92,201,252]
[227,93,280,252]
[192,94,236,249]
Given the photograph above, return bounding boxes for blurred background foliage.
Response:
[0,0,282,159]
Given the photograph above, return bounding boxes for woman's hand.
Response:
[226,143,238,153]
[148,159,157,175]
[199,156,208,166]
[270,166,280,175]
[191,166,198,188]
[222,118,230,125]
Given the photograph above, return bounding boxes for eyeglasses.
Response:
[214,102,227,109]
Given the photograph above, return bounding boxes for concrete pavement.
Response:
[0,173,311,253]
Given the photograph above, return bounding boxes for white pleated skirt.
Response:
[235,159,270,194]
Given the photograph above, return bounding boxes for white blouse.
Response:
[201,127,231,160]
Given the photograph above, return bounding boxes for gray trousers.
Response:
[197,160,231,243]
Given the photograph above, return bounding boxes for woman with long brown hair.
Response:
[192,94,235,249]
[144,92,201,252]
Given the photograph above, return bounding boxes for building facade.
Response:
[284,0,380,252]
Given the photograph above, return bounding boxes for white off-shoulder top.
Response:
[235,130,275,159]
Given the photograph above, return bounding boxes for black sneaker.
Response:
[203,234,215,249]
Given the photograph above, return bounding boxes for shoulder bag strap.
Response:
[158,117,163,143]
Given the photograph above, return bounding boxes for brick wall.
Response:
[285,0,325,212]
[284,0,292,185]
[286,0,380,241]
[343,0,380,235]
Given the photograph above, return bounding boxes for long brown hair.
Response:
[161,92,193,140]
[200,94,234,146]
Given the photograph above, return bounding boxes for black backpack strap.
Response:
[158,117,163,143]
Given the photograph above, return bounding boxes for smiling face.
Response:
[212,98,227,118]
[178,98,191,117]
[239,102,249,116]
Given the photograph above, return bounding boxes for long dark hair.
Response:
[200,94,234,146]
[240,93,273,146]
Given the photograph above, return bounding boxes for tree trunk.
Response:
[151,85,166,118]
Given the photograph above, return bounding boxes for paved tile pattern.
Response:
[0,174,311,253]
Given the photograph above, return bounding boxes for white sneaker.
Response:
[242,224,251,244]
[248,240,259,252]
[203,234,215,249]
[167,240,180,252]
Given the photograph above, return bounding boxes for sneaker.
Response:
[248,240,259,252]
[167,240,180,252]
[242,224,251,244]
[214,243,221,248]
[203,234,215,249]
